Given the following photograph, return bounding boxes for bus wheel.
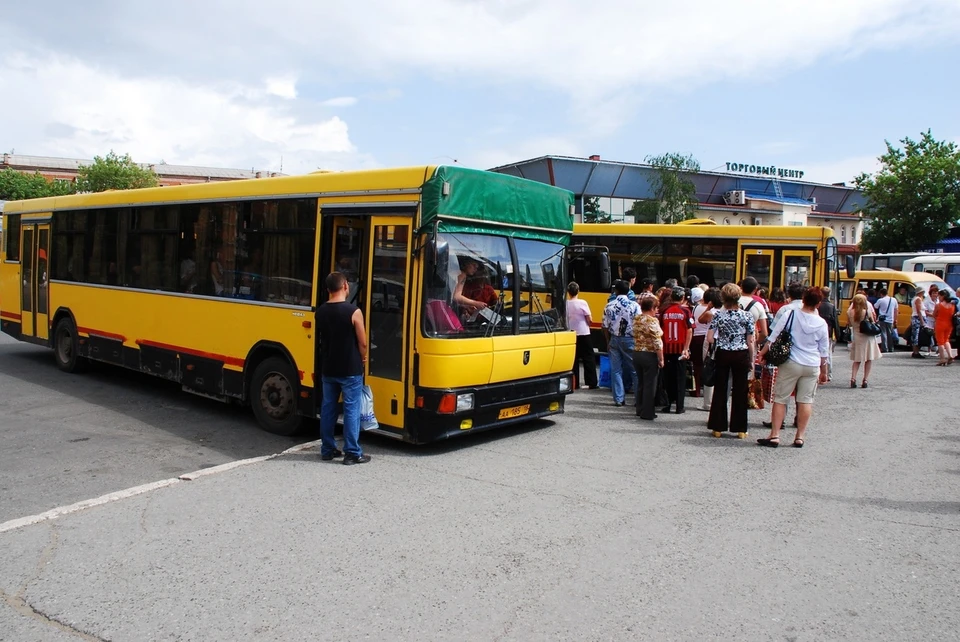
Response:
[250,357,302,436]
[54,318,87,373]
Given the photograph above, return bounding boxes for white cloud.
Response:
[0,53,366,174]
[320,97,358,107]
[265,75,298,99]
[1,1,958,173]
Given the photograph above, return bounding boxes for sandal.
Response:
[850,379,857,388]
[757,437,780,448]
[793,439,804,448]
[861,381,868,388]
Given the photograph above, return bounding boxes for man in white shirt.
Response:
[739,277,769,345]
[874,287,898,353]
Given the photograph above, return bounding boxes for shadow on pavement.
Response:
[786,489,960,516]
[0,342,302,458]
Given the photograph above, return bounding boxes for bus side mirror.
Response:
[599,252,611,290]
[845,256,856,279]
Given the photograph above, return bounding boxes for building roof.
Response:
[489,155,865,216]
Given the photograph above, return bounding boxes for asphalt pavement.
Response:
[1,336,958,641]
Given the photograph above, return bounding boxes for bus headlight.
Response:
[558,375,573,393]
[456,393,475,412]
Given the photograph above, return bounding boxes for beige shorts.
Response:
[773,359,820,405]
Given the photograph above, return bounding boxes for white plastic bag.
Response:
[360,385,378,431]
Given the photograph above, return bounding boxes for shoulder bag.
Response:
[859,312,882,336]
[766,311,795,366]
[702,342,717,388]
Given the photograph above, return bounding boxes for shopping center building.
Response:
[490,155,865,258]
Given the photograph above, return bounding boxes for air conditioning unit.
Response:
[723,190,746,205]
[752,217,763,225]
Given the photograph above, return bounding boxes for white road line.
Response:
[0,440,320,534]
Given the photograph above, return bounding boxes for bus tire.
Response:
[250,356,303,436]
[53,317,87,373]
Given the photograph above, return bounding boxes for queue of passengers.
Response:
[566,274,877,450]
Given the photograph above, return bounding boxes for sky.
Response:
[1,0,959,185]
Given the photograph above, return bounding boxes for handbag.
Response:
[859,314,882,336]
[748,378,765,410]
[761,365,777,403]
[766,311,795,366]
[702,343,717,387]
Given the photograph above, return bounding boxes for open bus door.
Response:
[19,221,50,342]
[363,217,411,432]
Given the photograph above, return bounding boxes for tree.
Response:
[856,131,960,252]
[75,151,159,193]
[582,196,611,224]
[0,168,75,200]
[643,152,701,224]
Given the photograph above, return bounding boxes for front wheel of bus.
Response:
[250,357,302,436]
[54,318,87,373]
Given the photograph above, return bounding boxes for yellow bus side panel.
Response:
[0,263,21,318]
[51,283,315,382]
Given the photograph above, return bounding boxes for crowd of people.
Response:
[564,271,939,449]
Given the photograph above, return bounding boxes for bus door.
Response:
[20,222,50,341]
[782,250,813,288]
[329,217,367,311]
[363,217,411,430]
[741,247,774,292]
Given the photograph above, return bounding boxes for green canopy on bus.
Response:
[420,166,574,244]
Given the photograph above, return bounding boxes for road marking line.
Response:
[0,440,319,534]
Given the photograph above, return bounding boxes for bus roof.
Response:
[574,222,832,241]
[5,165,574,244]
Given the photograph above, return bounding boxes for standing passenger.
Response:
[660,287,693,414]
[632,297,664,420]
[317,272,371,465]
[757,287,829,448]
[911,286,927,358]
[848,293,881,389]
[874,287,898,353]
[817,286,838,381]
[566,282,598,389]
[602,280,641,407]
[707,283,756,438]
[934,289,956,366]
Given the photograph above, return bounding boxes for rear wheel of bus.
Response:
[53,317,87,373]
[250,356,303,436]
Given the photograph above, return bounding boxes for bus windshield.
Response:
[422,231,565,338]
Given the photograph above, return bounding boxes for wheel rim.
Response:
[259,371,295,421]
[57,327,73,364]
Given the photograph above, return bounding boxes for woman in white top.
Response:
[757,286,829,448]
[566,282,597,389]
[690,287,715,400]
[696,288,721,411]
[910,286,926,358]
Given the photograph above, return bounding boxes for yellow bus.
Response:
[0,166,578,443]
[837,269,952,339]
[568,221,839,344]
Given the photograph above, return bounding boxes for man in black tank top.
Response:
[317,272,370,465]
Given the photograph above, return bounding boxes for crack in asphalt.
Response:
[1,525,108,641]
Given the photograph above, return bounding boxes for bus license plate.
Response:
[498,404,530,420]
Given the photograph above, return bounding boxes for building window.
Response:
[841,226,846,244]
[851,227,857,243]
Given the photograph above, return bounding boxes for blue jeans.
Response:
[320,375,363,458]
[608,336,638,404]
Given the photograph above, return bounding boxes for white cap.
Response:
[690,288,703,304]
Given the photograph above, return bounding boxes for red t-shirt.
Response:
[661,304,693,354]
